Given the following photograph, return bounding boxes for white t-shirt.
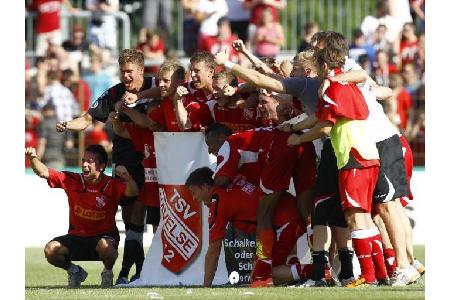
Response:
[197,0,229,36]
[344,58,399,143]
[360,14,402,44]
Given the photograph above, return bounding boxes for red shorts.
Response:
[399,135,414,200]
[260,132,299,194]
[272,219,305,266]
[338,166,379,213]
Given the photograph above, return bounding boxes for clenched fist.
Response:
[25,147,37,159]
[232,39,246,53]
[122,91,138,105]
[115,165,132,181]
[56,121,68,132]
[174,86,189,101]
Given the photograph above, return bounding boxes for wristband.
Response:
[224,61,236,70]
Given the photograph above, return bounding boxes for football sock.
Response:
[119,225,145,279]
[370,233,388,280]
[351,229,377,283]
[291,263,313,281]
[311,250,328,281]
[68,263,80,274]
[383,248,397,278]
[338,248,355,280]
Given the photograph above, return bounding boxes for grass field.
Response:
[25,246,425,300]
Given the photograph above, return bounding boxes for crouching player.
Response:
[185,167,312,287]
[25,145,139,288]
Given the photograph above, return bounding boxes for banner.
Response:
[128,132,229,286]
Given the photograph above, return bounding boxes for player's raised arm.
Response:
[287,121,332,147]
[122,87,162,105]
[204,238,222,287]
[116,100,162,131]
[215,49,286,94]
[25,147,49,179]
[173,86,192,130]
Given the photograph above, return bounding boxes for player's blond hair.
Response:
[212,71,238,87]
[118,49,145,68]
[159,60,186,81]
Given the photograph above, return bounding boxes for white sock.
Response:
[291,264,300,281]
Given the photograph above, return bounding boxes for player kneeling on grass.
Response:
[25,145,139,288]
[186,167,313,287]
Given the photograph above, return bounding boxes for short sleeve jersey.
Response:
[47,169,127,237]
[206,100,258,133]
[88,76,157,165]
[214,127,277,185]
[30,0,62,34]
[208,178,298,243]
[149,91,213,132]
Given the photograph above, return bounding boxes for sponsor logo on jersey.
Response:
[95,196,106,208]
[74,205,106,221]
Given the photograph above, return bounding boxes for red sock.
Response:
[370,234,388,280]
[256,228,274,260]
[292,263,313,281]
[383,248,397,278]
[352,231,376,283]
[251,259,272,282]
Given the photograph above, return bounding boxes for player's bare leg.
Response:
[373,214,396,278]
[272,263,313,285]
[44,240,88,287]
[96,238,118,287]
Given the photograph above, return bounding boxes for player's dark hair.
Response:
[85,144,108,171]
[205,123,233,137]
[315,46,346,69]
[324,31,349,55]
[118,49,145,68]
[185,167,215,187]
[190,51,217,70]
[311,31,327,46]
[217,16,229,27]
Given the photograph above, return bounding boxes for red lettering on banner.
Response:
[160,185,202,273]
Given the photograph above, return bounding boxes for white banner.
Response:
[128,132,229,286]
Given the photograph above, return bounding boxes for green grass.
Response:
[25,246,425,300]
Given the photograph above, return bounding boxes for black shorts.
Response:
[52,231,119,261]
[314,139,339,198]
[373,135,409,203]
[312,194,348,228]
[146,206,160,226]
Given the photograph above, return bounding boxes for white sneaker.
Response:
[68,266,88,288]
[391,269,409,287]
[407,265,421,284]
[296,278,327,288]
[412,259,425,276]
[101,269,114,288]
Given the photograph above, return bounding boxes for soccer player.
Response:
[55,49,156,284]
[207,71,259,133]
[185,167,311,287]
[116,60,213,132]
[25,145,139,288]
[205,123,316,287]
[288,46,388,287]
[108,101,163,234]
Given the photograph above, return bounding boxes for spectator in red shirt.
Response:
[387,73,414,132]
[85,120,112,153]
[254,8,285,58]
[200,17,240,63]
[244,0,285,49]
[25,144,139,288]
[25,110,41,168]
[27,0,76,56]
[136,29,166,75]
[398,22,419,68]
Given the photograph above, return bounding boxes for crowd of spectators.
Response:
[25,0,425,168]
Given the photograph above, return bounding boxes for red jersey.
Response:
[125,123,159,207]
[136,41,166,75]
[29,0,62,34]
[149,95,213,132]
[47,169,127,237]
[206,100,258,133]
[245,0,282,25]
[208,178,299,243]
[316,70,377,168]
[186,81,214,104]
[396,88,413,130]
[214,127,276,185]
[71,80,92,112]
[400,40,419,66]
[199,34,240,63]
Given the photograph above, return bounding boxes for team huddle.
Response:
[25,30,424,289]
